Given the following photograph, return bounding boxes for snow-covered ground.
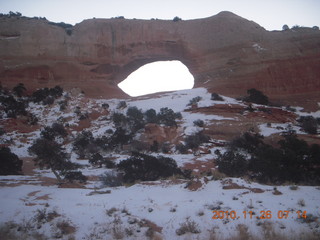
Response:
[0,177,319,239]
[1,88,320,239]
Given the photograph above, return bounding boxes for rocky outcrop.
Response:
[1,12,320,105]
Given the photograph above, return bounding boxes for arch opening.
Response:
[118,60,194,97]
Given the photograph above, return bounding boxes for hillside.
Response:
[1,12,320,109]
[1,86,320,239]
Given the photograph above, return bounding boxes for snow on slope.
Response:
[0,178,319,239]
[1,88,320,239]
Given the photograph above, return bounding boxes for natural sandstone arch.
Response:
[0,11,320,106]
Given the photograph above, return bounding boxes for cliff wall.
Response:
[1,12,320,105]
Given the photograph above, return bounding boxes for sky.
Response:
[1,0,319,96]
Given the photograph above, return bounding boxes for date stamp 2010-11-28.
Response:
[212,210,307,220]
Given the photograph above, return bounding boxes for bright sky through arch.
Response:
[118,61,194,97]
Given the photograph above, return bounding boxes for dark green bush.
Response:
[193,119,204,127]
[229,132,264,153]
[144,109,157,123]
[297,116,318,134]
[64,171,87,183]
[185,131,210,150]
[215,150,248,177]
[150,140,159,152]
[0,95,27,118]
[173,16,182,22]
[244,88,269,105]
[117,152,185,183]
[32,86,63,104]
[40,123,67,140]
[157,107,178,126]
[72,131,95,158]
[211,93,224,101]
[0,147,23,175]
[216,131,320,184]
[89,153,104,167]
[117,101,127,109]
[12,83,26,97]
[176,143,189,154]
[110,127,133,148]
[187,96,202,106]
[28,138,76,181]
[112,112,127,128]
[126,106,145,132]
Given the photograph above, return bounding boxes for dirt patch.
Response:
[183,160,215,176]
[141,219,163,234]
[187,179,203,191]
[22,157,36,175]
[222,179,265,193]
[27,190,41,197]
[35,194,51,200]
[38,176,59,186]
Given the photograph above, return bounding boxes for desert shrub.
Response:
[282,24,289,31]
[126,106,145,132]
[94,136,111,151]
[29,138,76,181]
[31,86,63,104]
[292,25,301,29]
[244,88,269,105]
[117,152,185,183]
[249,144,283,183]
[33,208,60,225]
[173,16,182,22]
[112,112,127,128]
[193,119,204,127]
[12,83,26,97]
[229,132,264,154]
[144,109,157,123]
[187,96,202,106]
[79,112,89,120]
[26,113,38,125]
[161,142,171,153]
[72,131,95,158]
[0,95,27,118]
[157,107,178,126]
[110,127,133,148]
[42,96,54,105]
[0,147,23,175]
[176,218,200,235]
[215,150,248,177]
[211,93,224,101]
[150,140,159,152]
[176,143,189,154]
[184,131,210,150]
[100,171,123,187]
[89,153,104,167]
[74,106,81,115]
[101,103,109,109]
[117,101,127,109]
[40,123,67,141]
[89,153,115,168]
[64,171,87,183]
[216,131,320,184]
[297,116,318,134]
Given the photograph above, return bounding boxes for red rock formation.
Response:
[1,12,320,105]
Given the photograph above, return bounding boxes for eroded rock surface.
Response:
[1,12,320,106]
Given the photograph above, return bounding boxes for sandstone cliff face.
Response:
[1,12,320,105]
